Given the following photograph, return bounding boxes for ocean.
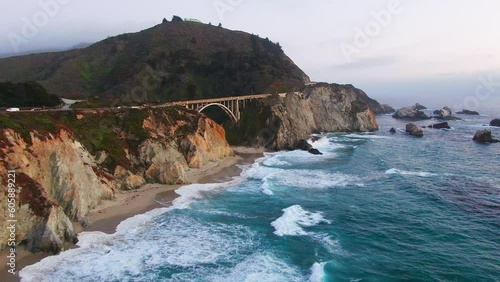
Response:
[20,111,500,281]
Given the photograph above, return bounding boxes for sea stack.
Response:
[473,130,500,143]
[490,119,500,127]
[406,123,424,137]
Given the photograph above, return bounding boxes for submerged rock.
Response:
[308,148,323,155]
[428,122,451,129]
[389,127,397,134]
[392,106,430,120]
[490,119,500,127]
[406,123,424,137]
[457,110,480,115]
[473,130,499,143]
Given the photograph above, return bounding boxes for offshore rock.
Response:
[294,139,313,151]
[490,119,500,127]
[393,106,430,120]
[457,110,480,115]
[292,139,323,155]
[428,122,451,129]
[406,123,424,137]
[473,130,500,143]
[415,103,427,110]
[435,107,461,120]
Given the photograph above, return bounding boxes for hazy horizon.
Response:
[1,0,499,109]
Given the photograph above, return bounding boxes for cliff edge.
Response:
[227,83,379,150]
[0,107,232,253]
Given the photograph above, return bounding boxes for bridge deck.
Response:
[165,94,269,106]
[163,93,292,106]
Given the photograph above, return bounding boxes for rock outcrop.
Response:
[406,123,424,137]
[457,110,480,115]
[294,139,323,155]
[0,108,233,253]
[392,106,430,120]
[490,119,500,127]
[428,122,451,129]
[227,84,379,150]
[473,130,499,143]
[389,128,397,134]
[434,107,461,120]
[415,103,427,110]
[378,104,396,114]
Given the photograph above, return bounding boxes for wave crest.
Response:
[271,205,331,236]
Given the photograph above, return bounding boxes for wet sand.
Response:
[0,147,264,282]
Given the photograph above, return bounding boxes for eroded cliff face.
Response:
[0,108,233,253]
[227,84,379,150]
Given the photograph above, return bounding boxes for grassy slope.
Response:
[0,107,199,173]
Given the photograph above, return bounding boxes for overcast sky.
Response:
[1,0,499,108]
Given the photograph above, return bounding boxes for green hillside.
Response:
[0,81,62,108]
[0,20,309,105]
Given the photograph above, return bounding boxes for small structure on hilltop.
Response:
[184,18,202,23]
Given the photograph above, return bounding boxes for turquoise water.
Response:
[21,113,500,281]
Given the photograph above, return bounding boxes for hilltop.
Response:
[0,19,309,105]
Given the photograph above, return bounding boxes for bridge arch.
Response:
[197,103,238,123]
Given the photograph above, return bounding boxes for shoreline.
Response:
[0,147,264,282]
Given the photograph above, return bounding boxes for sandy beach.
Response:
[0,147,264,282]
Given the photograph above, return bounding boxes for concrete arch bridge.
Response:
[164,93,288,122]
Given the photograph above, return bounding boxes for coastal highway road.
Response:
[0,106,146,114]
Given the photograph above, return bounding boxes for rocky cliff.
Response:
[227,83,379,150]
[0,107,233,253]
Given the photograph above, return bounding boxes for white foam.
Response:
[21,214,258,281]
[345,133,391,139]
[173,177,243,208]
[309,262,327,282]
[277,149,337,163]
[20,204,178,281]
[271,205,331,236]
[385,168,438,178]
[308,136,331,149]
[269,169,364,189]
[208,253,304,282]
[146,217,257,268]
[244,155,364,190]
[262,181,275,196]
[115,207,171,234]
[259,142,347,169]
[262,156,291,167]
[311,234,344,256]
[20,176,253,281]
[201,209,258,219]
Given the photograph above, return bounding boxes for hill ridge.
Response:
[0,21,310,104]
